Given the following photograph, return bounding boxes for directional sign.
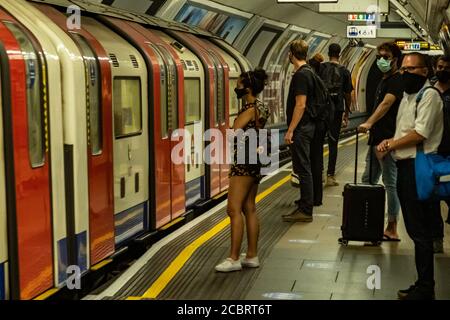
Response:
[347,25,377,39]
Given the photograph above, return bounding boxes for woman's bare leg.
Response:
[227,176,255,260]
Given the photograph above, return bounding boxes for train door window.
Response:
[147,44,169,138]
[184,78,201,124]
[71,33,102,155]
[229,78,240,118]
[208,52,225,125]
[4,22,45,168]
[208,52,221,126]
[113,77,142,138]
[155,45,178,132]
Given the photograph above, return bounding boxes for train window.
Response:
[208,52,225,125]
[147,43,168,137]
[5,22,45,168]
[156,45,178,132]
[184,78,201,124]
[113,77,142,138]
[229,78,240,117]
[71,33,102,155]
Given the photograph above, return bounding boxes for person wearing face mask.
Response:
[358,42,403,242]
[432,55,450,253]
[215,69,270,273]
[377,53,444,300]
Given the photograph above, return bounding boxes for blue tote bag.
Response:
[414,87,450,200]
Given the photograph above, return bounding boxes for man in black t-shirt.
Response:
[320,44,353,187]
[358,42,403,241]
[282,40,320,222]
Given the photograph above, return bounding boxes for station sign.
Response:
[348,13,376,22]
[347,25,377,38]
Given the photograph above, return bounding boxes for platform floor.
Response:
[90,135,450,300]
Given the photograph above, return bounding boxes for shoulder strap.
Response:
[415,86,442,119]
[415,86,442,153]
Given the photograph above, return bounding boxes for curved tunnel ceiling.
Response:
[54,0,450,45]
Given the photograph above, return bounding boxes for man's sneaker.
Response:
[397,285,417,299]
[325,175,339,187]
[402,287,435,300]
[433,238,444,254]
[282,211,313,222]
[215,258,242,273]
[240,254,260,268]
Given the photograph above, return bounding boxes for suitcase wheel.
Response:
[371,241,382,246]
[338,238,349,246]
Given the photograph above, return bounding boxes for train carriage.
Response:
[32,3,116,267]
[80,17,150,246]
[0,4,66,299]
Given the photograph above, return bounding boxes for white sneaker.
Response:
[215,258,242,272]
[240,253,260,268]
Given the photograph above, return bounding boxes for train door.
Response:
[149,29,207,209]
[32,1,116,269]
[197,40,233,192]
[203,49,229,192]
[168,31,221,198]
[0,14,53,299]
[147,44,187,216]
[0,54,8,300]
[97,17,184,229]
[82,17,149,245]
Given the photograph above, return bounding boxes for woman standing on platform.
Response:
[215,69,270,273]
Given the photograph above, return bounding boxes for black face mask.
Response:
[234,87,248,99]
[436,70,450,84]
[402,72,427,94]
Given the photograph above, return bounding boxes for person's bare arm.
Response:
[359,94,397,133]
[284,95,307,144]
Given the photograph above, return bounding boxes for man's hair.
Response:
[328,43,341,58]
[435,55,450,67]
[377,42,402,61]
[290,40,308,61]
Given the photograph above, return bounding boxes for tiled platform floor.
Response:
[245,149,450,300]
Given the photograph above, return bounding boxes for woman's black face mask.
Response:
[234,87,248,99]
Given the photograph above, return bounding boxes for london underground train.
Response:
[0,0,379,300]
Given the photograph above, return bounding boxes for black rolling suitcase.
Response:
[339,131,385,246]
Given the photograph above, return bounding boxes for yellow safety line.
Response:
[33,288,60,300]
[138,134,363,299]
[160,217,185,231]
[91,259,113,271]
[141,175,291,299]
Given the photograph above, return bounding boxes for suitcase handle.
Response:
[354,129,373,185]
